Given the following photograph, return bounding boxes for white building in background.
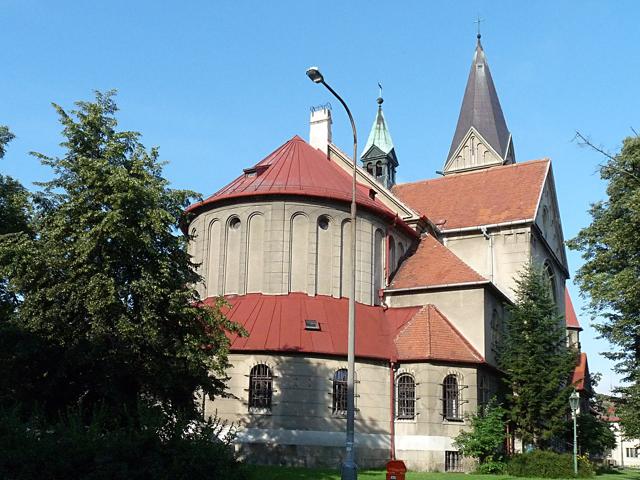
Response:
[184,34,587,471]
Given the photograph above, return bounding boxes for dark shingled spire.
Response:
[447,35,514,164]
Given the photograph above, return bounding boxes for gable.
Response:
[533,166,568,270]
[444,127,505,174]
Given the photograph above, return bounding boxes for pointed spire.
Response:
[445,34,515,174]
[361,88,398,189]
[362,95,394,156]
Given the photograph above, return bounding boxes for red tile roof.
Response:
[394,305,484,363]
[186,136,417,237]
[392,159,550,230]
[572,352,588,391]
[204,293,484,364]
[565,288,582,330]
[389,235,486,290]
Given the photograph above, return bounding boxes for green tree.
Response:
[0,126,31,320]
[568,135,640,439]
[499,263,577,448]
[0,92,243,419]
[454,398,506,464]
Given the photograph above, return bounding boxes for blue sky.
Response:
[1,1,639,393]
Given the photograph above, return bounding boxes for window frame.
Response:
[443,374,462,421]
[332,368,349,417]
[248,364,273,414]
[396,373,416,420]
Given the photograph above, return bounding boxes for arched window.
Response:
[491,309,502,353]
[543,260,557,304]
[443,374,461,420]
[375,161,383,177]
[397,374,416,420]
[248,364,273,413]
[332,369,348,416]
[366,163,373,175]
[478,374,490,412]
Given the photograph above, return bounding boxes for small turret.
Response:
[361,90,398,189]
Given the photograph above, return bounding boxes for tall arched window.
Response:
[397,374,416,420]
[443,374,461,420]
[332,369,348,416]
[543,260,557,304]
[248,364,273,413]
[375,161,383,177]
[478,374,489,412]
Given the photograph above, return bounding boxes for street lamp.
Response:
[306,66,358,480]
[569,390,580,476]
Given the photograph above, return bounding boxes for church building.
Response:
[185,35,587,471]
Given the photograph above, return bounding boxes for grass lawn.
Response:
[245,465,640,480]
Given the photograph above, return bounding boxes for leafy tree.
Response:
[0,92,243,420]
[454,398,506,464]
[0,126,14,159]
[499,263,577,448]
[0,126,31,321]
[568,135,640,439]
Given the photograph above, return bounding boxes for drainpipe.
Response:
[481,226,494,283]
[389,361,396,460]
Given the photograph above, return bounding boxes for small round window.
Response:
[318,216,330,230]
[229,217,241,230]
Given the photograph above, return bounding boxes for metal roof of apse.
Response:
[447,36,512,163]
[185,135,416,237]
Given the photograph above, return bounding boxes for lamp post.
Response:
[569,390,580,476]
[306,66,358,480]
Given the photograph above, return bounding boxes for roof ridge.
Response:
[394,158,551,188]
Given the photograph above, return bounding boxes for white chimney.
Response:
[309,106,332,153]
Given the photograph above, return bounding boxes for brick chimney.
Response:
[309,105,332,154]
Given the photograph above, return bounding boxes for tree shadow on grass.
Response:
[244,465,387,480]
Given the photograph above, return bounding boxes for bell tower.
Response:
[361,91,398,189]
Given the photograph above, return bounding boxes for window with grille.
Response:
[445,451,462,472]
[443,374,461,420]
[478,375,489,412]
[396,374,416,420]
[332,368,348,416]
[248,364,272,413]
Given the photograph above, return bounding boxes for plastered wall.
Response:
[188,198,413,305]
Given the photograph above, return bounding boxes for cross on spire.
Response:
[475,16,484,39]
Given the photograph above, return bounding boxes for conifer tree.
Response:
[0,92,243,419]
[568,135,640,438]
[499,263,577,448]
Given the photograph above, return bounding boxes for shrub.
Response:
[476,459,507,474]
[507,450,594,478]
[0,405,248,480]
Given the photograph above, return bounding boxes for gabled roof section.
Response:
[394,305,484,363]
[565,288,582,330]
[389,235,486,290]
[572,352,589,392]
[447,36,513,166]
[204,293,486,365]
[362,101,395,159]
[392,159,549,231]
[185,136,416,237]
[208,293,419,361]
